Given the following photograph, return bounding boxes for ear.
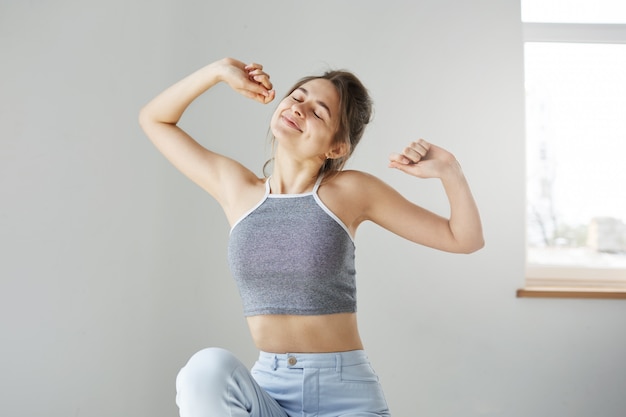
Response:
[326,141,349,160]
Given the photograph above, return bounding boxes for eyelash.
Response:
[291,96,322,120]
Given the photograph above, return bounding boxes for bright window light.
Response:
[525,42,626,270]
[522,0,626,23]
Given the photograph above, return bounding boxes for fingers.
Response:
[244,62,274,103]
[247,68,273,90]
[402,139,430,163]
[257,89,275,104]
[244,63,271,88]
[389,139,458,179]
[244,62,263,71]
[240,88,275,104]
[390,139,430,165]
[388,152,412,165]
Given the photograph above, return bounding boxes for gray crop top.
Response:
[227,174,357,316]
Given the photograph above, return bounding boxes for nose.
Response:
[291,101,304,117]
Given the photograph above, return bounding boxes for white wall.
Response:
[1,1,625,416]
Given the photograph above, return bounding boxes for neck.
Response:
[270,158,322,194]
[269,170,320,194]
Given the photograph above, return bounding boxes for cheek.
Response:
[270,102,290,123]
[269,119,280,138]
[326,125,340,144]
[269,108,282,130]
[270,110,291,138]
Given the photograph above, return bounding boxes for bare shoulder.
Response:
[318,170,398,234]
[325,169,382,190]
[325,170,402,203]
[321,170,371,200]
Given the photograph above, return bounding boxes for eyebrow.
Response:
[296,87,332,118]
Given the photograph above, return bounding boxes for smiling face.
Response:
[270,78,345,164]
[263,70,372,177]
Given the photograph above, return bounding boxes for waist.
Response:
[256,349,370,370]
[247,313,363,353]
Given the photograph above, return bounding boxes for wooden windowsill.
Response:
[522,265,626,298]
[517,287,626,299]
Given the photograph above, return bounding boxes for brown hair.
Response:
[264,70,373,177]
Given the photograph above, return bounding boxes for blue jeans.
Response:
[176,347,391,417]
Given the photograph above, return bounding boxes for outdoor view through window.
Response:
[522,0,626,287]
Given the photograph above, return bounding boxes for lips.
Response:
[281,114,302,132]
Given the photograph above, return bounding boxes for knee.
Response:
[187,347,240,369]
[176,348,245,414]
[176,347,242,391]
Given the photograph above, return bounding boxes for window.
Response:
[520,0,626,298]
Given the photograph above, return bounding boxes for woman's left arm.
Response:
[366,139,484,254]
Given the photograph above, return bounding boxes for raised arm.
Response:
[365,139,484,253]
[138,58,275,204]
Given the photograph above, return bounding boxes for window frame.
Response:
[519,20,626,299]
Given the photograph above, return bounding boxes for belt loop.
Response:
[335,354,341,373]
[272,354,278,371]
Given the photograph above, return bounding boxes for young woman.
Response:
[139,57,483,417]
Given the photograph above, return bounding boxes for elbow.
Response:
[138,106,151,131]
[460,236,485,254]
[138,105,176,134]
[138,106,161,139]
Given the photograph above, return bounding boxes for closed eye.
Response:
[291,96,323,120]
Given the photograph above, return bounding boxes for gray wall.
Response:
[2,1,625,416]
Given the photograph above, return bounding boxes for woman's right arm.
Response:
[138,58,275,203]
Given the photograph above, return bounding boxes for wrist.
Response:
[440,159,464,183]
[202,60,227,84]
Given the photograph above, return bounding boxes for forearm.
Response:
[140,62,223,126]
[441,162,484,253]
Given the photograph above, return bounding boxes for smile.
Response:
[281,115,302,132]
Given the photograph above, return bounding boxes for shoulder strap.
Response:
[265,176,271,194]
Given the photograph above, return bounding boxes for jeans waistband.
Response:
[257,350,369,370]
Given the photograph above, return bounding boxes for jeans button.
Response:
[287,356,297,366]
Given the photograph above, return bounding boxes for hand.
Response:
[388,138,459,179]
[217,58,276,104]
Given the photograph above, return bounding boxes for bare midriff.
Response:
[246,312,364,353]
